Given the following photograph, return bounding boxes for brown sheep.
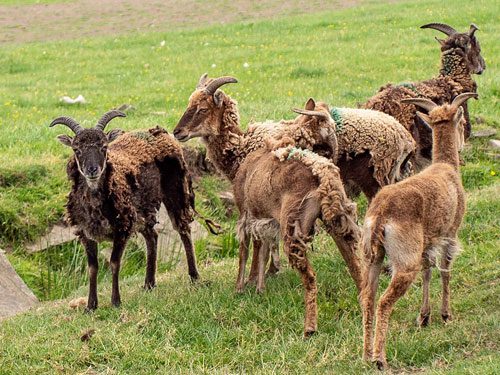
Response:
[364,23,485,171]
[51,111,199,311]
[359,93,477,370]
[173,75,338,288]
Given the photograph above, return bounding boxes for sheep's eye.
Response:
[74,149,82,156]
[198,108,208,114]
[101,146,108,152]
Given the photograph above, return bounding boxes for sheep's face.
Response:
[442,32,486,75]
[417,106,466,152]
[58,129,121,189]
[174,90,223,141]
[290,99,338,159]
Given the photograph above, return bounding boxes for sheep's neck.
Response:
[203,127,245,182]
[432,125,460,169]
[439,48,476,92]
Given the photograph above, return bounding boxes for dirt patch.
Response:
[0,0,364,44]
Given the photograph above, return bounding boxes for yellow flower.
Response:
[490,170,496,176]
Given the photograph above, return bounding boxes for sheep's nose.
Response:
[87,166,98,175]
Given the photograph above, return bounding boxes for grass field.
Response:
[0,0,499,373]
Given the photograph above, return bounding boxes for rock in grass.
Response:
[0,249,38,319]
[489,139,500,149]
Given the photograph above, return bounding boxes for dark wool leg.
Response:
[178,225,199,281]
[110,235,128,307]
[360,251,384,362]
[81,236,99,312]
[418,266,432,327]
[256,241,270,294]
[440,249,454,323]
[141,226,158,290]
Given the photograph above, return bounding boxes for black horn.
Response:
[49,116,84,134]
[204,76,238,96]
[469,23,479,37]
[420,23,457,36]
[95,110,126,131]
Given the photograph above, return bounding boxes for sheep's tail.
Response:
[361,216,385,265]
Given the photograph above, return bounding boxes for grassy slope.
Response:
[0,0,499,373]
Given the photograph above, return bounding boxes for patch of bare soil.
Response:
[0,0,363,44]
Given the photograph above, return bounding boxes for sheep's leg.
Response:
[440,249,454,323]
[284,220,317,337]
[177,224,200,281]
[141,226,158,290]
[236,232,250,293]
[246,239,262,285]
[360,251,384,362]
[267,241,280,276]
[418,266,432,327]
[110,236,128,307]
[256,241,270,294]
[81,236,99,312]
[373,270,418,370]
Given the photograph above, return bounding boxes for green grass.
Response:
[0,0,68,5]
[0,0,499,372]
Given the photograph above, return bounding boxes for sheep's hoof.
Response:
[84,306,97,314]
[245,276,257,285]
[303,329,316,339]
[375,360,387,371]
[235,285,245,294]
[255,286,265,294]
[143,282,156,291]
[192,279,211,288]
[111,299,121,308]
[363,352,373,362]
[418,313,431,327]
[189,273,200,283]
[442,313,453,324]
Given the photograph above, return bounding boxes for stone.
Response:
[0,249,38,319]
[472,129,496,138]
[489,139,500,150]
[26,224,77,253]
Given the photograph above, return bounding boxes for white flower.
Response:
[160,40,166,47]
[211,64,217,68]
[243,62,250,68]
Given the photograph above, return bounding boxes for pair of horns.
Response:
[401,92,478,112]
[49,110,126,134]
[197,73,238,95]
[421,22,479,37]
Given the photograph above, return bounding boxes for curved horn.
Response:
[49,116,84,134]
[420,23,457,36]
[469,23,479,37]
[204,76,238,95]
[95,110,126,131]
[451,92,478,108]
[400,97,438,112]
[292,108,329,120]
[197,73,209,89]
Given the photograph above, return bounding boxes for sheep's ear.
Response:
[107,129,123,142]
[453,106,464,126]
[57,134,73,147]
[435,37,445,46]
[305,98,315,110]
[213,91,224,108]
[415,111,432,131]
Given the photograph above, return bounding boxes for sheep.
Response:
[173,74,339,288]
[51,111,199,311]
[231,144,361,336]
[358,93,477,370]
[364,23,485,171]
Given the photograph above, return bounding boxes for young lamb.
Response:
[364,23,485,171]
[359,93,477,370]
[233,144,361,336]
[173,75,339,289]
[51,111,199,311]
